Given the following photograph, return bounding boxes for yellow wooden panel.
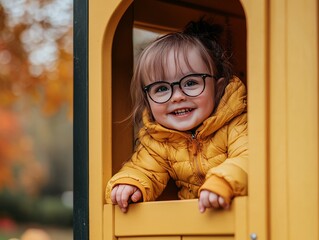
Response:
[234,196,247,240]
[240,0,269,239]
[114,199,235,237]
[103,204,115,240]
[119,237,180,240]
[89,0,133,239]
[183,236,233,240]
[269,0,289,239]
[286,0,319,240]
[119,236,233,240]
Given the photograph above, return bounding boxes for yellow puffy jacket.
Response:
[105,77,247,205]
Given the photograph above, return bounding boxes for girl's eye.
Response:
[184,79,199,87]
[154,85,169,93]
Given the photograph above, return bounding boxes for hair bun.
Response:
[183,17,223,41]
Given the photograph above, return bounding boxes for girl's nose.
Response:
[170,86,186,102]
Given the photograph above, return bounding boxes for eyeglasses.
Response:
[143,73,213,104]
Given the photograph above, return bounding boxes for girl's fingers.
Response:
[208,192,219,208]
[115,185,125,208]
[131,188,142,202]
[218,196,229,209]
[112,185,141,213]
[111,185,119,204]
[198,190,210,212]
[199,190,230,212]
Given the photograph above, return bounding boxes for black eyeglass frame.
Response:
[143,73,214,104]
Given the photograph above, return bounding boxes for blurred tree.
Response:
[0,0,73,193]
[0,0,73,116]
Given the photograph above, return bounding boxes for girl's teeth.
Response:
[174,109,191,115]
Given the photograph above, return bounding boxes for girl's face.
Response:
[146,48,215,131]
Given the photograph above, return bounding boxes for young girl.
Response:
[105,18,248,213]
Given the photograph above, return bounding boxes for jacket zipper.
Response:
[191,133,205,184]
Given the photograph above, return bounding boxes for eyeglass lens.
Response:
[147,74,207,103]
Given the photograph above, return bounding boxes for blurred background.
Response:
[0,0,73,239]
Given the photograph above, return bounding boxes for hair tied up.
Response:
[182,17,223,42]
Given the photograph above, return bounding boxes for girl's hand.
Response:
[198,190,229,213]
[111,184,142,213]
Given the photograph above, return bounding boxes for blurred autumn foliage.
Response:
[0,0,73,195]
[0,108,47,194]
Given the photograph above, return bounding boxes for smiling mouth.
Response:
[172,108,194,116]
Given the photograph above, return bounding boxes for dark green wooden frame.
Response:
[73,0,89,239]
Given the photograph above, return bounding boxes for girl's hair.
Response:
[130,18,233,126]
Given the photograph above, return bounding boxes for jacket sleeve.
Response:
[105,142,171,203]
[199,113,248,204]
